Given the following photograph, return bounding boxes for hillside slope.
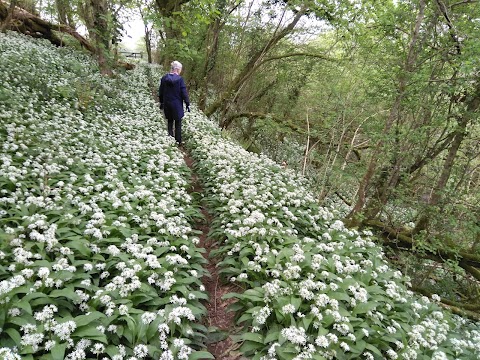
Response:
[0,32,211,359]
[1,31,480,360]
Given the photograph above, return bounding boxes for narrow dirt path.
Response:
[183,151,242,360]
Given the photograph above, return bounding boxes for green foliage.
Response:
[0,32,212,359]
[184,112,480,359]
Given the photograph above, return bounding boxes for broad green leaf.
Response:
[74,311,107,327]
[354,301,379,315]
[15,298,32,315]
[49,288,82,303]
[188,351,215,360]
[350,339,367,354]
[5,327,21,344]
[365,343,383,357]
[29,295,55,307]
[51,342,67,360]
[290,296,302,310]
[72,327,108,343]
[241,332,264,343]
[329,292,350,302]
[239,340,263,355]
[8,316,33,327]
[264,329,280,344]
[39,354,54,360]
[105,345,120,357]
[237,312,253,325]
[276,346,297,360]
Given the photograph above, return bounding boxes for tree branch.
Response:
[0,1,95,52]
[258,52,337,66]
[362,219,480,281]
[0,1,134,70]
[450,0,478,8]
[411,286,480,322]
[206,6,308,117]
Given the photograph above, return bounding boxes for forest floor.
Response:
[183,150,244,360]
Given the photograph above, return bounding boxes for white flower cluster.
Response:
[0,32,209,359]
[183,111,480,359]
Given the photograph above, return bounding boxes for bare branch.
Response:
[259,52,337,66]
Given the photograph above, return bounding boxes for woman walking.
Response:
[159,60,190,145]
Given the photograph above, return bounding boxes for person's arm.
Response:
[158,77,164,109]
[180,78,190,111]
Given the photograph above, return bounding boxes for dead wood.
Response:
[363,219,480,281]
[0,1,134,71]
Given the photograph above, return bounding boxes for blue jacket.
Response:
[158,73,190,120]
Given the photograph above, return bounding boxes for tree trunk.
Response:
[364,219,480,280]
[145,27,152,63]
[347,0,426,222]
[198,16,222,111]
[205,6,307,118]
[89,0,112,75]
[198,0,239,111]
[154,0,190,68]
[138,6,153,64]
[55,0,72,26]
[413,82,480,233]
[0,0,16,32]
[0,1,95,52]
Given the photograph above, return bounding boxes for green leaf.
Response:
[49,288,82,302]
[264,329,280,344]
[302,314,314,330]
[0,307,5,329]
[105,345,120,357]
[50,342,67,360]
[237,312,253,325]
[123,326,134,345]
[5,327,21,345]
[328,292,350,302]
[222,292,240,300]
[188,351,215,360]
[30,295,56,308]
[276,346,297,360]
[8,316,32,327]
[147,317,164,341]
[365,343,383,357]
[353,301,379,315]
[350,339,367,355]
[39,354,54,360]
[72,327,108,343]
[186,303,207,317]
[74,311,107,327]
[290,296,302,310]
[15,298,32,315]
[241,332,264,343]
[240,340,263,355]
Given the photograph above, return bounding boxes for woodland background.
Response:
[1,0,480,318]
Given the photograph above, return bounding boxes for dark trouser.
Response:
[167,117,182,144]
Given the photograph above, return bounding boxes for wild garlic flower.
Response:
[281,326,307,345]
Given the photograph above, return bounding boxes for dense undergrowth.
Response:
[1,31,480,360]
[183,115,480,360]
[0,32,211,359]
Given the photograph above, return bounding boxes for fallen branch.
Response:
[363,219,480,281]
[0,1,93,51]
[0,1,134,70]
[412,286,480,322]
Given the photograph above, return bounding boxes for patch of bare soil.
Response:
[183,151,244,360]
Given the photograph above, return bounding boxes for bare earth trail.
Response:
[182,150,244,360]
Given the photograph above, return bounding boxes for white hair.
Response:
[170,61,183,71]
